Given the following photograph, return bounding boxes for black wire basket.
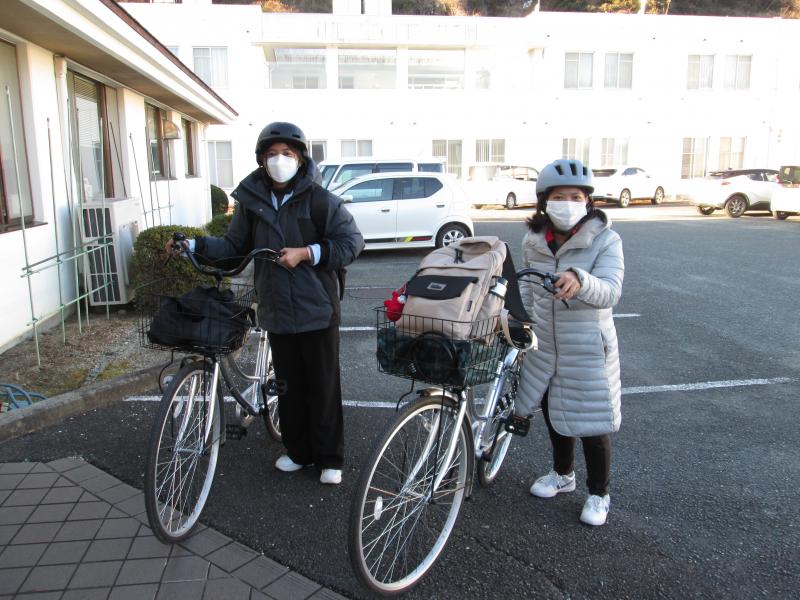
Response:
[137,278,255,355]
[375,307,506,389]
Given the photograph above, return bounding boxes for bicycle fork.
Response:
[472,348,519,459]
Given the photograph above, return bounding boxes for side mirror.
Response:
[341,194,354,203]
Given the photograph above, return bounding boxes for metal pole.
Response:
[129,133,149,229]
[6,85,40,365]
[46,118,67,345]
[74,106,91,328]
[65,96,84,336]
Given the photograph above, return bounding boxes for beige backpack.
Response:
[398,236,507,340]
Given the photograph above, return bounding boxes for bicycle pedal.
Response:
[225,424,247,440]
[503,414,531,437]
[263,378,278,397]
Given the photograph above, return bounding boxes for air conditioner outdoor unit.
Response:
[80,197,142,306]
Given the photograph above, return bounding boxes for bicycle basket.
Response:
[375,307,505,388]
[137,278,255,355]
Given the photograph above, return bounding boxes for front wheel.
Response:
[724,195,747,218]
[349,396,473,595]
[618,189,631,208]
[145,361,221,543]
[652,187,665,205]
[773,211,790,220]
[435,223,469,248]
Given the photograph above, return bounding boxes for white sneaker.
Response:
[275,455,310,473]
[580,494,610,526]
[320,469,342,485]
[529,470,576,498]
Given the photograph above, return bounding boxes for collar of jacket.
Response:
[529,214,610,255]
[232,166,315,211]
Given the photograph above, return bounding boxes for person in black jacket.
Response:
[168,122,364,485]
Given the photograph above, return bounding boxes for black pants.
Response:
[268,325,343,470]
[541,390,611,496]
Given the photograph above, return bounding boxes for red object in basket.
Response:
[383,284,406,321]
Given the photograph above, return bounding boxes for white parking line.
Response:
[125,377,795,406]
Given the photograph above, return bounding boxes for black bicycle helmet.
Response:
[254,121,308,166]
[536,159,594,201]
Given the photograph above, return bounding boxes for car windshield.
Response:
[320,165,338,188]
[592,169,617,177]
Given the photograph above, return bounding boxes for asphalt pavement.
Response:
[1,204,798,599]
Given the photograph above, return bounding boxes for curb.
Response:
[0,364,161,443]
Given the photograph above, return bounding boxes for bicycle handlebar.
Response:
[516,267,568,307]
[168,232,286,281]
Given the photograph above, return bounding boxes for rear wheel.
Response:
[724,195,747,218]
[348,396,472,595]
[618,189,631,208]
[435,223,469,248]
[652,187,665,205]
[697,206,715,216]
[505,193,517,209]
[773,211,790,220]
[145,361,221,543]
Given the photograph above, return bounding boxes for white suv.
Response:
[331,172,473,249]
[319,158,445,189]
[691,169,784,218]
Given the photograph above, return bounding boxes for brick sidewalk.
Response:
[0,458,347,599]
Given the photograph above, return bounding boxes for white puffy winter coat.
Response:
[517,213,624,437]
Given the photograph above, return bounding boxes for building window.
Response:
[338,49,396,89]
[182,118,195,176]
[682,137,708,179]
[308,140,327,163]
[207,141,233,188]
[604,53,633,89]
[0,40,33,228]
[145,104,165,179]
[268,48,325,89]
[433,139,463,178]
[408,50,465,90]
[562,138,591,165]
[687,54,714,90]
[70,74,114,202]
[719,137,745,170]
[341,139,372,158]
[475,139,505,163]
[193,47,229,87]
[600,138,628,166]
[724,55,751,90]
[564,52,593,89]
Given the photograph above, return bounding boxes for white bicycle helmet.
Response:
[536,159,594,200]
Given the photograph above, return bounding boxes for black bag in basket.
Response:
[147,286,249,352]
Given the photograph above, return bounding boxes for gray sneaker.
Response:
[530,470,576,498]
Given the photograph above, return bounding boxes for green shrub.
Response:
[205,213,233,237]
[129,224,214,302]
[210,185,230,216]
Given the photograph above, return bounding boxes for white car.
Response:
[591,166,666,207]
[319,158,445,189]
[331,172,473,250]
[689,169,785,218]
[466,164,539,209]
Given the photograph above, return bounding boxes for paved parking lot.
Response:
[2,204,798,599]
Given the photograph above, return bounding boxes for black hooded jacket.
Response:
[195,160,364,334]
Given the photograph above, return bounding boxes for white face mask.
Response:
[546,200,587,231]
[266,154,299,183]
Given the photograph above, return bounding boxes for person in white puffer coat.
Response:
[516,158,624,526]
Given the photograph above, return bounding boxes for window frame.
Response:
[145,103,166,180]
[207,140,234,188]
[192,46,229,88]
[432,139,463,179]
[340,139,373,158]
[182,118,196,176]
[687,54,714,90]
[475,139,506,163]
[564,51,594,89]
[681,137,709,179]
[604,52,633,89]
[724,54,752,90]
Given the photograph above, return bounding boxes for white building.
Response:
[123,0,800,194]
[0,0,236,351]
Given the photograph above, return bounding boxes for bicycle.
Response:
[137,232,284,543]
[348,268,560,596]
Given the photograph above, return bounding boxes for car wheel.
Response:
[697,206,715,216]
[652,187,665,205]
[435,223,469,248]
[724,195,747,218]
[773,211,790,220]
[505,193,516,209]
[618,189,631,208]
